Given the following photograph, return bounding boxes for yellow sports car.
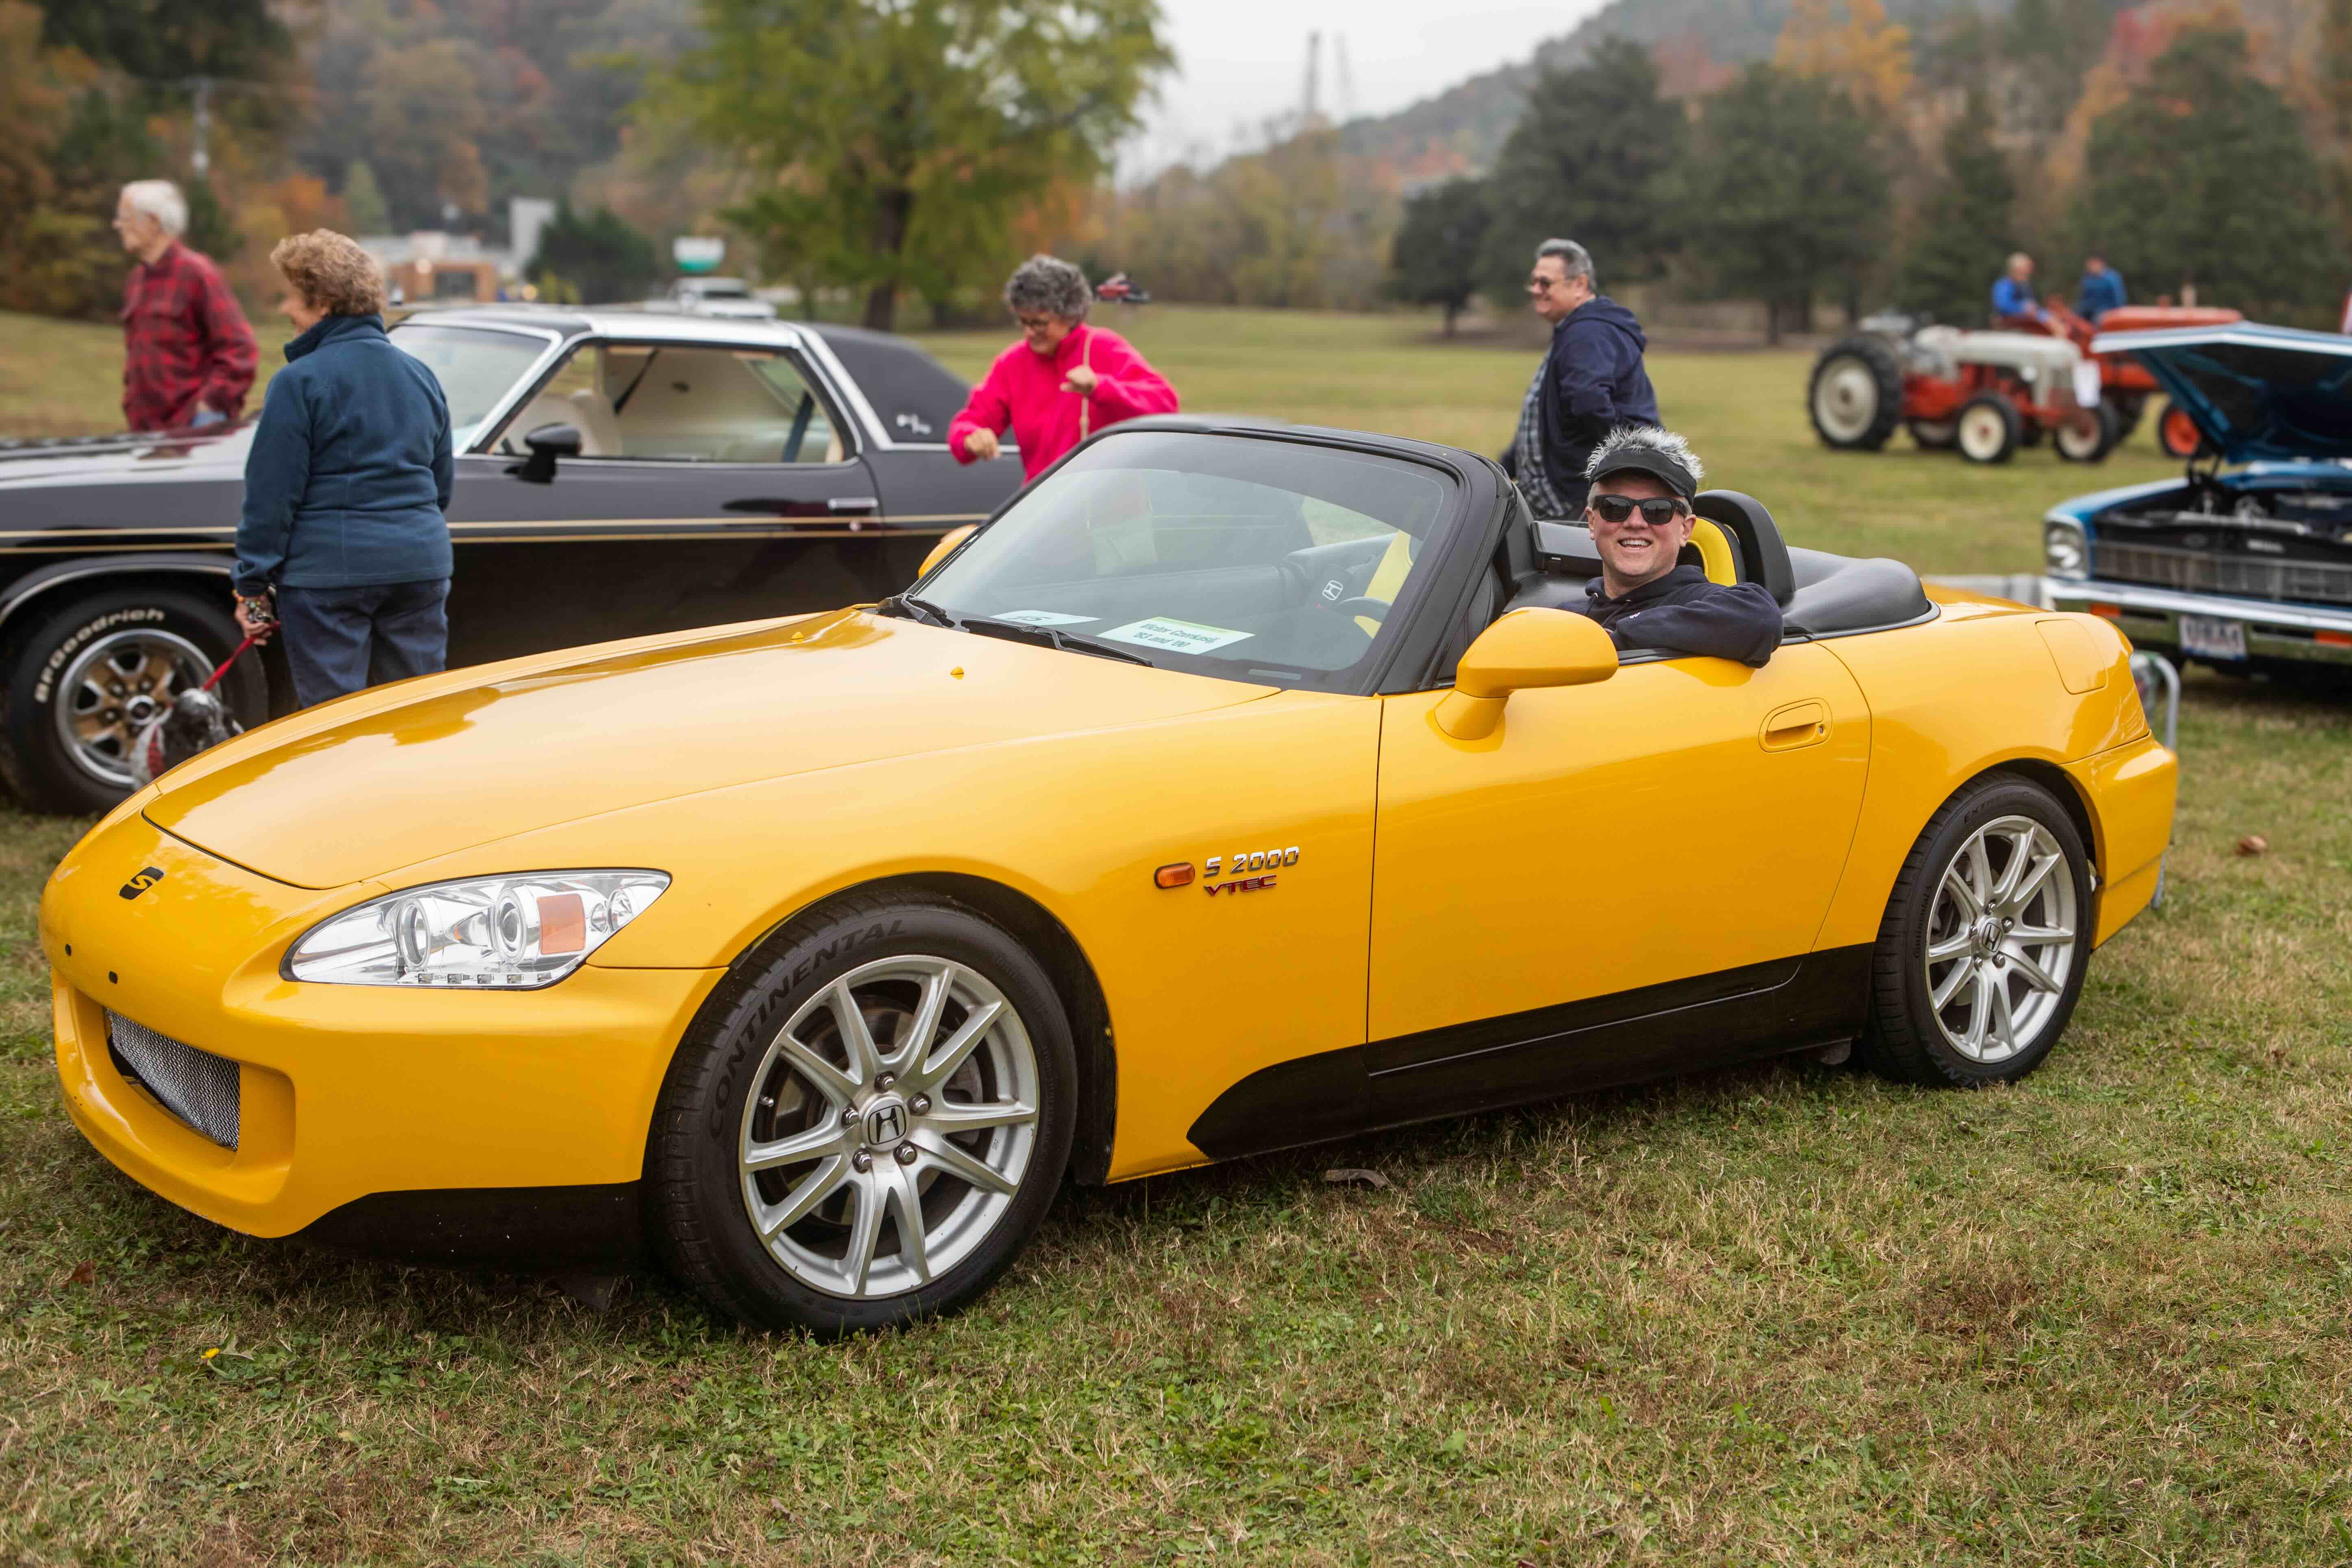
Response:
[41,422,2176,1334]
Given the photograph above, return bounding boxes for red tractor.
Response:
[1808,303,2241,464]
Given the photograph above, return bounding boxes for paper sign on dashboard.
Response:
[994,610,1098,626]
[1100,617,1254,656]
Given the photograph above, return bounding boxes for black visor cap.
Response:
[1589,447,1696,500]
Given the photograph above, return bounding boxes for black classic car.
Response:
[0,307,1023,812]
[2045,322,2352,681]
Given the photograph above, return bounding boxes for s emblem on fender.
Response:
[118,866,165,901]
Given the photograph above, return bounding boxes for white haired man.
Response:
[1575,426,1781,667]
[1502,237,1659,519]
[114,179,258,433]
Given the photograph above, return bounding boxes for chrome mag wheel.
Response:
[1922,814,2080,1065]
[737,955,1039,1299]
[54,627,211,787]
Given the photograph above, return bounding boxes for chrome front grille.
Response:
[105,1011,240,1149]
[2098,542,2352,607]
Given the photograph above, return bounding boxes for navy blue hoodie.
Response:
[235,313,453,595]
[1522,295,1660,514]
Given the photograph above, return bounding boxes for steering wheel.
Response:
[1326,596,1391,625]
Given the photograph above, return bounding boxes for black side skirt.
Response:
[1186,945,1872,1162]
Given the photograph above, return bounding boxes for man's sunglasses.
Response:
[1590,494,1689,526]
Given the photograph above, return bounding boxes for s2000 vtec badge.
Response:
[1201,845,1298,896]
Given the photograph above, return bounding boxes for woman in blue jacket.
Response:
[233,229,453,708]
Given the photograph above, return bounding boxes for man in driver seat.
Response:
[1575,426,1781,666]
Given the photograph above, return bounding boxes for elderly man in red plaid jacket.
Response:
[113,180,258,432]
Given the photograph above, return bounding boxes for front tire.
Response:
[1956,394,2021,464]
[0,585,266,814]
[648,893,1077,1335]
[1860,776,2093,1087]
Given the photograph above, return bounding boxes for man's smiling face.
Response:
[1587,471,1693,595]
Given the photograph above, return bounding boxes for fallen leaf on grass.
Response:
[67,1261,95,1286]
[1324,1168,1390,1189]
[2237,834,2269,856]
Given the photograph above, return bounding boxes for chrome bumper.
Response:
[2048,578,2352,667]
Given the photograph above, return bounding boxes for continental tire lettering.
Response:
[30,607,167,705]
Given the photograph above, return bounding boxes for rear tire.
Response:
[2158,403,2211,460]
[1956,395,2022,464]
[1808,336,1904,451]
[648,893,1076,1335]
[2054,401,2121,463]
[1859,775,2093,1088]
[0,584,266,814]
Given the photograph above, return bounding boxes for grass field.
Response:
[4,307,2349,1564]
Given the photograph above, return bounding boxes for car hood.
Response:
[0,424,255,484]
[2093,322,2352,464]
[144,610,1273,888]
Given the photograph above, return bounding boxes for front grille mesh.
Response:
[2100,542,2352,607]
[106,1011,240,1149]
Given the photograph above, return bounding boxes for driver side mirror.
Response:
[1434,608,1617,741]
[916,523,978,581]
[510,422,581,484]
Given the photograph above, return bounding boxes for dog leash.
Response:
[201,633,263,692]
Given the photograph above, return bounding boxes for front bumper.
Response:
[42,810,723,1244]
[2050,577,2352,666]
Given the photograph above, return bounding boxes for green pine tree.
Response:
[1675,64,1891,343]
[1478,35,1686,302]
[1389,178,1492,335]
[2070,24,2340,325]
[1897,87,2016,324]
[342,160,390,235]
[528,202,658,305]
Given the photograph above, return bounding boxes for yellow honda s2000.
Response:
[42,421,2176,1334]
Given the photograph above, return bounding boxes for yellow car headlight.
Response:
[285,870,671,989]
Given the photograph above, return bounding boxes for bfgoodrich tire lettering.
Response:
[649,893,1076,1334]
[0,585,265,814]
[1860,775,2093,1087]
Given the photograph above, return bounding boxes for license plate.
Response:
[2178,614,2247,660]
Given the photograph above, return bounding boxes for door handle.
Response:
[1759,699,1829,751]
[828,496,880,514]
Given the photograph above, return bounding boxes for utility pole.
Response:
[189,76,212,179]
[1300,31,1321,130]
[1335,34,1355,123]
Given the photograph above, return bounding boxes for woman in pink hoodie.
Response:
[949,255,1178,480]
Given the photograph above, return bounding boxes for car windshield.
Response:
[910,431,1459,691]
[390,324,551,448]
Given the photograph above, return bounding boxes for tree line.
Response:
[1392,0,2348,338]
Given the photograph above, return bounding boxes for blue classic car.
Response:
[2044,323,2352,679]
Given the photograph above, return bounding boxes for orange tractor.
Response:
[1808,302,2241,464]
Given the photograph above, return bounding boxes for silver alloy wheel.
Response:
[52,627,213,788]
[1812,356,1883,443]
[1958,404,2009,461]
[738,954,1039,1299]
[1922,814,2079,1064]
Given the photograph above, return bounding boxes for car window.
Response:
[491,343,849,464]
[388,324,551,449]
[914,431,1457,691]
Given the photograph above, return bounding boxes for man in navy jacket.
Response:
[1500,238,1660,518]
[1575,426,1781,667]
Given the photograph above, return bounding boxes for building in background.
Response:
[359,198,557,305]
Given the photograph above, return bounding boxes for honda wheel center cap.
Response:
[860,1093,911,1149]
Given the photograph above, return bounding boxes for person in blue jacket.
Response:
[2076,254,2127,321]
[1500,237,1660,518]
[234,229,453,708]
[1575,426,1782,667]
[1991,252,2048,327]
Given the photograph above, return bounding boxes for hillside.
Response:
[1338,0,1987,179]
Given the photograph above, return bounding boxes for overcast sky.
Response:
[1124,0,1611,175]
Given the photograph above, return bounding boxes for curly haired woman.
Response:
[948,255,1178,481]
[233,229,454,707]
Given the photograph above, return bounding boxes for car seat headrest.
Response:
[1692,491,1796,606]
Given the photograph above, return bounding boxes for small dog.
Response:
[128,686,241,788]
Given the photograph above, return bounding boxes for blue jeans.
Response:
[276,579,451,709]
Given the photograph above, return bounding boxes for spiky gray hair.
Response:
[1584,424,1705,489]
[1004,254,1091,322]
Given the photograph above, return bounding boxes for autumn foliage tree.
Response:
[660,0,1169,331]
[1774,0,1914,115]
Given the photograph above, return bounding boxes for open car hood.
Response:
[143,610,1270,888]
[2093,322,2352,464]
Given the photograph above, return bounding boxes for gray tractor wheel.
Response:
[1808,336,1904,451]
